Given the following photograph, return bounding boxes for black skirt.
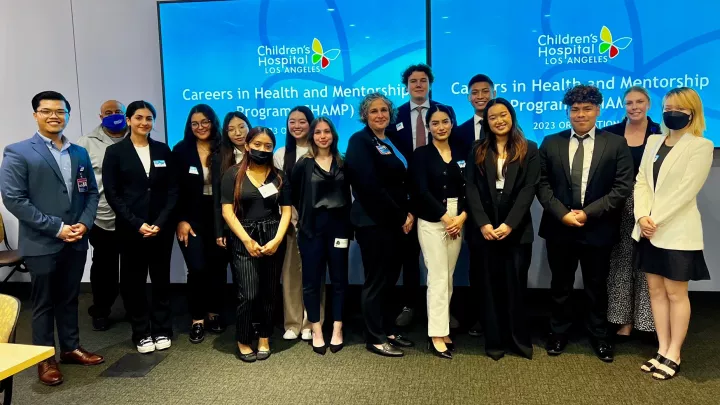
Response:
[634,238,710,282]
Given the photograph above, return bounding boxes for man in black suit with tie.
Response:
[537,85,633,362]
[453,74,496,155]
[452,74,496,337]
[386,63,455,327]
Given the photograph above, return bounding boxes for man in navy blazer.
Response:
[452,74,497,155]
[0,91,104,386]
[386,64,456,327]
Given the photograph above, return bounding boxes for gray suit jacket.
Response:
[0,133,99,258]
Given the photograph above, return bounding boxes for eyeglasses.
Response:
[36,109,69,118]
[191,120,211,129]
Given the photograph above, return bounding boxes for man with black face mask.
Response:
[76,100,127,331]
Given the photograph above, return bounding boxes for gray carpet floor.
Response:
[6,291,720,405]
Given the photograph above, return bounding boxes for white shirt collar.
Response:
[571,126,597,140]
[410,99,431,110]
[473,114,483,126]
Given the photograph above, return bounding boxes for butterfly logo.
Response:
[599,26,632,59]
[311,38,340,69]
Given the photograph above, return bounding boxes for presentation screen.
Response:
[430,0,719,146]
[158,0,427,149]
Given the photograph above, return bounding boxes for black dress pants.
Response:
[178,196,229,321]
[356,225,404,344]
[88,225,121,319]
[547,241,612,339]
[228,217,285,345]
[399,225,421,307]
[119,230,174,344]
[24,244,86,352]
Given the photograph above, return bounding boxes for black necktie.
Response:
[571,134,589,209]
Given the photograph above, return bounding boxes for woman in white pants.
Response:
[409,104,467,359]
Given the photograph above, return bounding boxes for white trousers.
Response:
[418,198,462,337]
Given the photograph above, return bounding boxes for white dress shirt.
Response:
[474,114,483,141]
[496,157,506,189]
[568,126,596,206]
[233,147,244,164]
[409,99,431,149]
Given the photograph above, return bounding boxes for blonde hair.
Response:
[623,86,651,104]
[661,87,706,137]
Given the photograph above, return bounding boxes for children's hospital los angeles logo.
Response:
[537,26,632,65]
[257,38,340,74]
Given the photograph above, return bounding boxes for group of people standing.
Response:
[0,63,713,386]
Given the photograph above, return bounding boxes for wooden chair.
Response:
[0,293,21,404]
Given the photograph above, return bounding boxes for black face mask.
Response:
[663,111,692,130]
[248,148,272,165]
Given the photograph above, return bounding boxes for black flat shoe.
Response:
[366,343,403,357]
[641,352,666,373]
[257,350,271,361]
[92,316,111,332]
[189,323,205,344]
[546,334,567,356]
[207,315,226,334]
[313,344,327,356]
[388,335,414,348]
[238,351,256,363]
[591,338,614,363]
[468,321,483,337]
[427,338,452,359]
[329,343,344,353]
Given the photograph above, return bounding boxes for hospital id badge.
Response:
[376,145,391,155]
[77,177,88,193]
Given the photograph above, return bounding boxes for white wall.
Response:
[1,0,718,290]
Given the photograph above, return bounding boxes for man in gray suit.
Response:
[0,91,104,386]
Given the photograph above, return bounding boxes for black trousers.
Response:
[547,241,611,339]
[228,217,285,345]
[479,241,533,359]
[356,225,404,344]
[178,196,229,321]
[119,230,174,344]
[24,244,86,352]
[468,239,483,326]
[88,225,121,319]
[399,225,421,307]
[297,210,349,323]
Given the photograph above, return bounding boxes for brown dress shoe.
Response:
[60,347,105,366]
[38,358,63,386]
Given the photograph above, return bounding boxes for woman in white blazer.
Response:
[632,87,713,381]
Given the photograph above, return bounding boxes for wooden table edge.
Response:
[0,345,56,380]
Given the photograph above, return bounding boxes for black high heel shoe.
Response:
[445,342,455,352]
[312,344,328,355]
[329,342,344,353]
[427,338,452,359]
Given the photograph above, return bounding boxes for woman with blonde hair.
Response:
[633,87,713,380]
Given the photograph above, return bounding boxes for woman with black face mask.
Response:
[633,87,713,380]
[221,127,292,362]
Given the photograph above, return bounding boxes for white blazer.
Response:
[632,133,713,250]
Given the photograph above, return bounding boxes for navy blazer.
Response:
[386,100,457,165]
[451,116,484,157]
[0,133,99,257]
[102,136,178,236]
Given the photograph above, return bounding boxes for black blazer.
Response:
[171,139,222,233]
[465,141,540,245]
[345,126,409,228]
[409,144,466,222]
[537,129,633,246]
[602,116,662,176]
[211,153,230,238]
[451,116,484,157]
[291,156,352,239]
[386,100,457,165]
[103,136,179,236]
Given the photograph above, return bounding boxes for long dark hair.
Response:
[233,127,280,218]
[475,98,528,175]
[283,106,315,174]
[216,111,252,175]
[183,104,222,183]
[308,117,343,167]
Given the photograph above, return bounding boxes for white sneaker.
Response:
[137,337,155,354]
[283,330,299,340]
[301,329,312,341]
[154,336,172,351]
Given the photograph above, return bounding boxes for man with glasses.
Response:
[0,91,104,385]
[537,84,633,363]
[76,100,127,331]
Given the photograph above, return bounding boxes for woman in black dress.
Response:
[633,87,713,380]
[602,86,662,338]
[221,127,292,362]
[465,98,539,360]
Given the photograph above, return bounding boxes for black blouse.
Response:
[409,144,466,222]
[220,166,291,221]
[602,117,662,176]
[312,160,347,209]
[653,142,673,190]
